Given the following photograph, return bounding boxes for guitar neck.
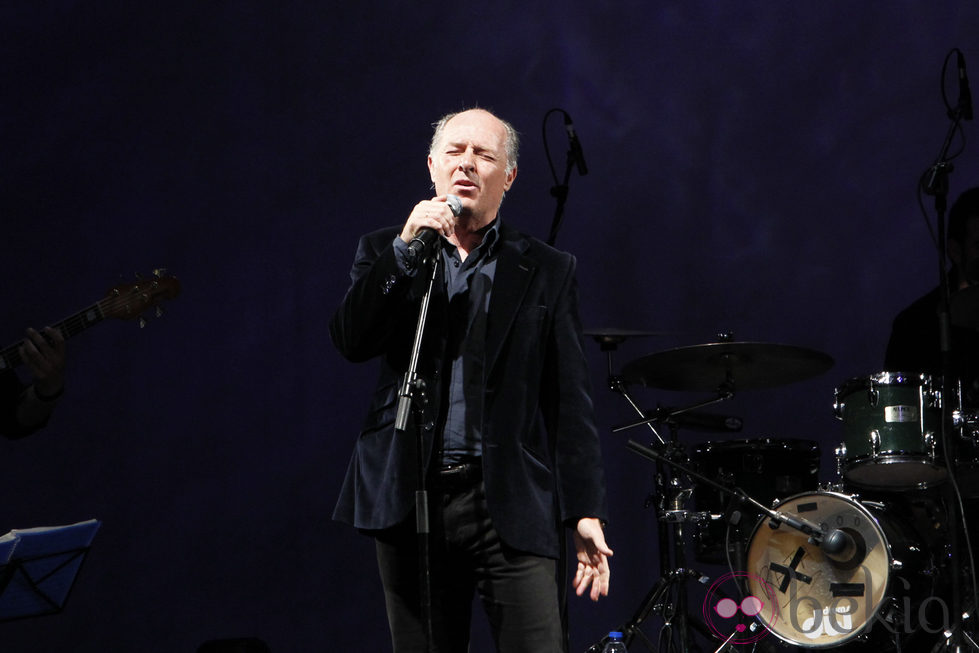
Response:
[0,301,106,371]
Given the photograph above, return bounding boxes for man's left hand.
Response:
[573,517,612,601]
[21,327,66,397]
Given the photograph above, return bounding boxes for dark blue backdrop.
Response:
[1,2,977,651]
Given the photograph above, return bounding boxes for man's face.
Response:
[428,110,516,222]
[950,215,979,286]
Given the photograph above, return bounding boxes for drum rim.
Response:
[843,455,948,489]
[835,371,934,395]
[744,490,895,647]
[692,437,821,454]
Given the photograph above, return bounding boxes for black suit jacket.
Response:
[330,222,607,558]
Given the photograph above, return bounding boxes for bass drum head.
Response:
[745,492,926,648]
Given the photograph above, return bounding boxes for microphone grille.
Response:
[446,194,463,217]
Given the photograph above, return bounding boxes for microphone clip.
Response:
[405,235,442,272]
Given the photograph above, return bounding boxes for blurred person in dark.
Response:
[885,187,979,400]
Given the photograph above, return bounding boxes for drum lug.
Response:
[870,430,881,457]
[868,384,879,408]
[951,407,964,429]
[818,480,845,493]
[925,432,937,458]
[834,443,847,478]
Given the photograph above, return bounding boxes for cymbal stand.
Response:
[595,336,665,447]
[594,339,734,651]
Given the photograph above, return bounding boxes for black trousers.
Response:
[374,465,565,653]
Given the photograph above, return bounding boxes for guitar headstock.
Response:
[102,270,181,325]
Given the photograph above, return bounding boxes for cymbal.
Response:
[583,327,675,350]
[620,341,834,392]
[584,327,674,339]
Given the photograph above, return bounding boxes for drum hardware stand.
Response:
[583,567,715,653]
[721,507,749,592]
[948,386,979,653]
[589,338,722,651]
[610,370,689,651]
[921,47,976,651]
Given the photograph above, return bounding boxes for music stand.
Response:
[0,518,100,622]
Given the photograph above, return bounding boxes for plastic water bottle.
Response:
[602,631,627,653]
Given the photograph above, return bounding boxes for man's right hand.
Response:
[399,196,458,244]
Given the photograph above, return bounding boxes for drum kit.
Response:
[585,330,979,652]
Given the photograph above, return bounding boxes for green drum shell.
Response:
[834,372,945,489]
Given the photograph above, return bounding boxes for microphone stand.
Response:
[393,243,442,653]
[547,154,575,246]
[921,90,972,652]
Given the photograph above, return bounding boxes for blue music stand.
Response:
[0,519,100,622]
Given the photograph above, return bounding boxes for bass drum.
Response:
[745,492,935,649]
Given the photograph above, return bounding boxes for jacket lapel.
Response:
[485,225,536,376]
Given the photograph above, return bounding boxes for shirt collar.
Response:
[442,217,502,258]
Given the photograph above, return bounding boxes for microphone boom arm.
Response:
[625,438,826,543]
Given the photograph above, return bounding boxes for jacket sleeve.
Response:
[329,229,421,363]
[541,255,609,525]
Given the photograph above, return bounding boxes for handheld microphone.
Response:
[957,51,974,121]
[563,113,589,176]
[406,194,463,266]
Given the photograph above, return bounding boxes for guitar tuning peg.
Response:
[138,316,147,329]
[153,268,168,278]
[156,306,164,318]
